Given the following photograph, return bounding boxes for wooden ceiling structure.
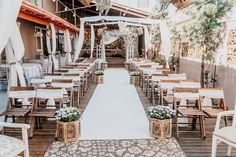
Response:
[171,0,195,9]
[19,1,79,32]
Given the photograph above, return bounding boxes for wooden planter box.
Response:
[130,75,140,86]
[149,118,172,139]
[125,64,130,70]
[56,120,80,143]
[95,75,104,84]
[101,63,108,70]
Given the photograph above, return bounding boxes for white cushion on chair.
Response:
[214,126,236,144]
[0,134,25,157]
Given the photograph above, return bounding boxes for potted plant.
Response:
[147,106,175,139]
[124,62,131,71]
[101,61,108,70]
[55,107,81,143]
[130,71,140,86]
[95,70,104,84]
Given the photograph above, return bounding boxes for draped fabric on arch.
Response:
[64,29,72,64]
[0,0,22,54]
[143,25,150,59]
[73,16,171,63]
[5,24,26,87]
[46,23,59,73]
[90,25,95,58]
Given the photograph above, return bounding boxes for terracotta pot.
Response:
[56,120,80,143]
[149,118,172,139]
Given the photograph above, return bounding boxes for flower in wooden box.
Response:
[101,61,108,70]
[95,70,104,84]
[55,107,81,143]
[147,106,175,139]
[130,71,140,86]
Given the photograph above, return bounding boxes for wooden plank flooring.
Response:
[2,82,236,157]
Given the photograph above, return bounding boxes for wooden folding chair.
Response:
[168,73,187,80]
[0,87,35,124]
[199,88,227,126]
[29,87,64,137]
[174,87,206,139]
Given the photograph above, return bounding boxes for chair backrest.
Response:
[54,70,69,73]
[174,87,199,100]
[156,68,170,72]
[160,80,180,90]
[62,74,81,82]
[180,80,201,88]
[51,79,74,88]
[140,65,152,68]
[168,73,187,80]
[199,88,225,108]
[151,74,169,82]
[44,74,63,81]
[36,87,64,99]
[8,87,35,99]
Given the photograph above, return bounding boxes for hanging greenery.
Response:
[184,0,234,87]
[95,0,112,16]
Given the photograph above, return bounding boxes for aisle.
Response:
[81,68,150,139]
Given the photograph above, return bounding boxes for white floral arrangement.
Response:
[147,106,175,120]
[124,62,131,65]
[55,107,81,122]
[130,71,140,76]
[95,70,104,76]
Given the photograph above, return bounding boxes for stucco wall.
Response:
[179,58,236,109]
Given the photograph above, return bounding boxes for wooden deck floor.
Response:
[3,83,236,157]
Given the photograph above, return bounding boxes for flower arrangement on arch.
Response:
[55,107,81,122]
[130,71,140,76]
[124,62,131,65]
[95,70,104,76]
[147,106,175,120]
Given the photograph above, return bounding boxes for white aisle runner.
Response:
[81,68,150,139]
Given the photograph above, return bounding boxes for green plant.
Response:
[155,58,166,67]
[80,52,90,58]
[112,53,123,58]
[147,106,175,120]
[95,70,104,76]
[55,107,81,122]
[130,71,140,76]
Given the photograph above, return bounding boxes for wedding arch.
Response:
[73,16,171,65]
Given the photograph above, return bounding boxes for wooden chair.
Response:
[160,80,180,106]
[0,122,30,157]
[199,88,227,125]
[150,74,169,105]
[51,79,74,107]
[29,87,64,137]
[211,110,236,157]
[0,87,35,123]
[174,87,206,139]
[180,80,200,88]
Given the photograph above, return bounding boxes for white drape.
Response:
[0,0,22,54]
[90,25,95,58]
[64,29,72,64]
[143,26,150,59]
[5,23,26,87]
[46,23,59,73]
[160,22,171,68]
[73,21,85,62]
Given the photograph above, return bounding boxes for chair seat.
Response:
[214,126,236,144]
[178,108,206,116]
[0,134,25,157]
[29,108,56,117]
[203,108,224,117]
[1,108,31,117]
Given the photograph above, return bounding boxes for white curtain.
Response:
[73,21,85,62]
[5,23,26,87]
[0,0,22,54]
[90,25,95,58]
[160,21,171,68]
[143,25,150,59]
[64,29,72,64]
[46,23,59,73]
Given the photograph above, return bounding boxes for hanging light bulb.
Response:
[65,7,68,11]
[73,13,76,17]
[52,0,56,2]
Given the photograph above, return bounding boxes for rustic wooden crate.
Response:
[101,63,108,70]
[125,64,130,70]
[149,118,172,139]
[130,76,140,86]
[95,75,104,84]
[56,120,80,143]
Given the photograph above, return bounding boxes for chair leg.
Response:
[29,116,36,138]
[211,135,217,157]
[227,145,232,157]
[176,114,179,139]
[224,116,228,126]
